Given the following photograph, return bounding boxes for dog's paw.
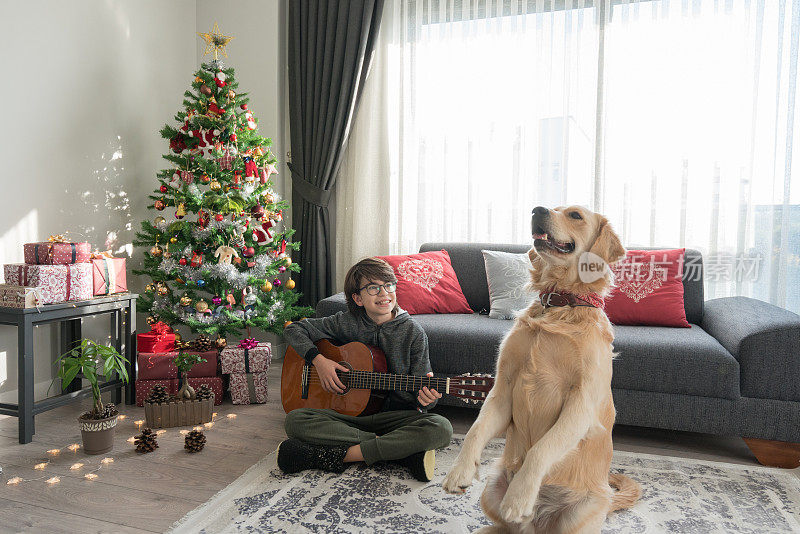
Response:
[442,461,478,494]
[499,485,537,524]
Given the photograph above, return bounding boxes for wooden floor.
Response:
[1,360,797,533]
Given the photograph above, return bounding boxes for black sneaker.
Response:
[276,438,348,474]
[397,449,436,482]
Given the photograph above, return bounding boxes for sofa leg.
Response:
[743,438,800,468]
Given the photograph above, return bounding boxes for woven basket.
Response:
[144,395,214,428]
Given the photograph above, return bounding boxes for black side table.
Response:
[0,293,138,444]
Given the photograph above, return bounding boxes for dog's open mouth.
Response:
[532,230,575,254]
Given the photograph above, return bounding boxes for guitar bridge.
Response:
[301,364,310,399]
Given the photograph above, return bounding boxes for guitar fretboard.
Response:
[328,369,449,393]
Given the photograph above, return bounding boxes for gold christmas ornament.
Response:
[215,336,227,349]
[170,236,178,243]
[285,279,296,290]
[198,22,234,60]
[150,245,162,256]
[261,281,273,292]
[146,316,157,325]
[180,295,192,307]
[157,285,169,296]
[284,321,293,329]
[175,203,187,219]
[209,180,221,191]
[195,76,204,84]
[154,216,166,225]
[284,257,292,267]
[262,193,275,204]
[145,283,154,292]
[195,299,209,313]
[174,332,182,343]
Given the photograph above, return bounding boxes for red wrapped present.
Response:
[135,378,178,407]
[137,351,219,380]
[137,322,176,353]
[91,256,127,295]
[229,371,268,404]
[219,339,271,374]
[186,377,224,405]
[0,284,44,308]
[24,238,91,265]
[4,263,92,303]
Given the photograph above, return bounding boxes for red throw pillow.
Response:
[605,248,690,327]
[377,251,473,314]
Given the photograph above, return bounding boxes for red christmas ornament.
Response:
[169,134,187,154]
[201,174,210,183]
[159,185,168,193]
[242,247,255,258]
[229,133,237,143]
[207,102,225,117]
[154,200,165,211]
[251,204,265,219]
[198,210,209,228]
[240,103,248,110]
[179,257,187,266]
[273,278,282,287]
[190,251,203,268]
[215,213,224,222]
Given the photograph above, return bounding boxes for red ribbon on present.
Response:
[150,321,173,340]
[238,337,258,350]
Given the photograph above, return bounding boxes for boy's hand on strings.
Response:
[312,355,349,394]
[418,372,442,407]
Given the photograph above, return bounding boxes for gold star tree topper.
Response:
[198,22,234,60]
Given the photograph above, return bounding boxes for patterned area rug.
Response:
[169,437,800,533]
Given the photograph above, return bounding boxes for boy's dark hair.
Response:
[344,257,399,316]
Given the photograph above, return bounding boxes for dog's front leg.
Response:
[499,386,593,523]
[443,374,512,494]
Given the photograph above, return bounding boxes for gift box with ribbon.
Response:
[0,284,44,308]
[3,263,92,304]
[136,322,176,353]
[91,253,127,295]
[23,235,91,265]
[219,339,271,404]
[137,350,219,380]
[185,376,224,405]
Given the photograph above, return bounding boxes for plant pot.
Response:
[144,396,214,428]
[78,414,118,455]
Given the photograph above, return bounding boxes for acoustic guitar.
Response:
[281,339,495,416]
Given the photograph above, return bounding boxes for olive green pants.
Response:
[284,408,453,465]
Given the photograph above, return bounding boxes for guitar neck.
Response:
[337,369,450,394]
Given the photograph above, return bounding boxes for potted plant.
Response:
[143,352,213,428]
[53,339,129,455]
[174,352,207,400]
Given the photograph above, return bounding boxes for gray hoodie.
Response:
[283,309,436,412]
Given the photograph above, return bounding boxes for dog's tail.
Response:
[608,473,641,511]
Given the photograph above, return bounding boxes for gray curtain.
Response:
[288,0,384,306]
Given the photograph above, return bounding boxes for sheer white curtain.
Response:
[336,0,800,313]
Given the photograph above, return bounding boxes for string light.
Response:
[34,462,48,470]
[212,412,218,418]
[101,457,114,464]
[134,420,145,427]
[227,413,237,419]
[46,477,60,484]
[180,429,189,435]
[6,477,22,485]
[118,414,127,420]
[193,426,203,431]
[127,436,136,443]
[67,444,81,452]
[47,449,60,455]
[84,473,98,480]
[70,463,84,470]
[204,422,214,428]
[156,429,167,435]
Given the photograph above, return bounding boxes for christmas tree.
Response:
[133,24,312,338]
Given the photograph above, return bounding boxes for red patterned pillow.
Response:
[377,251,473,314]
[605,248,690,327]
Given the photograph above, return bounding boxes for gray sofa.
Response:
[317,243,800,455]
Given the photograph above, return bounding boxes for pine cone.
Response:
[189,334,214,352]
[195,384,214,401]
[100,403,118,419]
[185,430,206,453]
[145,385,170,404]
[134,428,159,453]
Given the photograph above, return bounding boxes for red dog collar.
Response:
[539,288,605,310]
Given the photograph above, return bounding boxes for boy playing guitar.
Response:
[279,258,453,481]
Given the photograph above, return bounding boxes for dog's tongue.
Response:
[533,233,548,240]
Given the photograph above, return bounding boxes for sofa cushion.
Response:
[413,313,513,376]
[611,325,740,399]
[482,250,537,319]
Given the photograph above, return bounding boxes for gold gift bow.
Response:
[48,234,66,243]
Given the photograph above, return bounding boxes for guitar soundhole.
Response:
[335,361,353,395]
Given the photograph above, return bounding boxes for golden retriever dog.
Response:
[443,205,641,533]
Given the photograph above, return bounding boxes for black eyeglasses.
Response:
[358,282,397,296]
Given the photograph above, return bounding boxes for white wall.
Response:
[0,0,287,402]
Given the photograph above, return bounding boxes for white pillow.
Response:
[481,250,536,320]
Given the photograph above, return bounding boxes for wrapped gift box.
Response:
[137,351,219,380]
[185,376,224,405]
[135,378,178,407]
[220,340,271,404]
[24,241,91,265]
[91,257,127,295]
[3,263,92,303]
[220,340,271,374]
[0,284,44,308]
[229,371,268,405]
[137,322,176,353]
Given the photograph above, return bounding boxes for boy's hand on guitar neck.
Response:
[418,372,443,407]
[312,355,349,394]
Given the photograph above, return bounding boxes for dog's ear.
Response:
[589,217,626,265]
